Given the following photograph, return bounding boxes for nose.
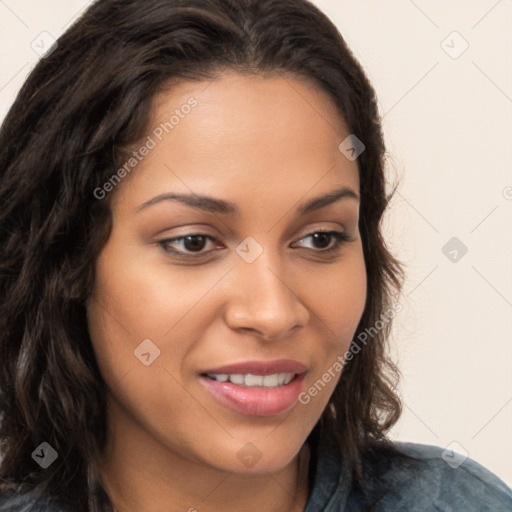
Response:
[223,250,309,341]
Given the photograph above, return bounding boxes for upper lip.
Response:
[200,359,307,376]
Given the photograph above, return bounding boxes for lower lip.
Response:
[199,374,306,416]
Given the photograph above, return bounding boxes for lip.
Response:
[199,373,306,416]
[200,359,308,376]
[198,359,308,417]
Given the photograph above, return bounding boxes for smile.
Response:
[205,372,296,387]
[198,359,307,416]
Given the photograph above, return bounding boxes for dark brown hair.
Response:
[0,0,404,510]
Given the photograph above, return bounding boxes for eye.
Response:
[158,234,219,255]
[157,230,352,259]
[293,230,352,254]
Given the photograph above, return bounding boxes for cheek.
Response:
[308,244,367,348]
[294,244,366,409]
[85,243,209,445]
[86,234,236,406]
[86,233,227,343]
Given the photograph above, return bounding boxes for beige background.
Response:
[0,0,510,485]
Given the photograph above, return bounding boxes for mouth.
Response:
[198,359,307,417]
[202,372,298,387]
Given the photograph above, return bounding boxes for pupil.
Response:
[184,235,206,252]
[313,232,330,249]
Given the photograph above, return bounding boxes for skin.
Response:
[86,71,367,512]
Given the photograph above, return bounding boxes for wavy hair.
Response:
[0,0,404,510]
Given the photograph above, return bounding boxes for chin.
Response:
[200,435,305,476]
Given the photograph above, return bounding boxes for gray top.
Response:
[304,432,512,511]
[1,433,511,511]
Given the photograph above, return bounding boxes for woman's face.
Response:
[87,71,366,475]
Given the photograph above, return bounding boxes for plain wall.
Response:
[0,0,510,486]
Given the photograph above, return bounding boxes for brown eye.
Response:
[158,234,219,255]
[293,231,352,254]
[310,232,332,249]
[158,230,352,261]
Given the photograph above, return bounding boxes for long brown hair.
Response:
[0,0,404,510]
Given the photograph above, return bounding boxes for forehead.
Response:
[150,70,351,152]
[112,70,359,212]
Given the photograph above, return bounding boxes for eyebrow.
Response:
[135,186,359,215]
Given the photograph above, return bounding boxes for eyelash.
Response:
[157,230,352,259]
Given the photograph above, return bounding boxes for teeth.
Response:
[207,372,296,387]
[262,374,278,387]
[245,374,263,386]
[230,374,245,385]
[283,373,294,385]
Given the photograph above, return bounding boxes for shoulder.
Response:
[0,490,68,512]
[355,441,512,512]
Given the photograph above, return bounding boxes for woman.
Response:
[0,0,510,511]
